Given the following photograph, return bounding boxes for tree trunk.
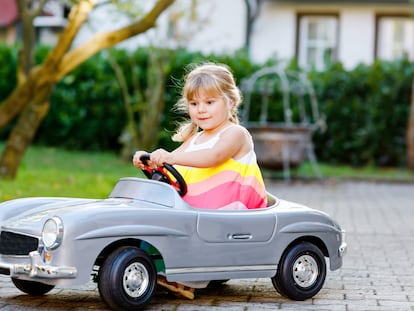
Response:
[140,49,169,151]
[0,0,96,179]
[0,0,175,179]
[407,78,414,170]
[106,50,140,161]
[0,86,51,178]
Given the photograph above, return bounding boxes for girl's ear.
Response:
[225,95,233,107]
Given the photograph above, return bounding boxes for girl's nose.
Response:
[197,103,207,112]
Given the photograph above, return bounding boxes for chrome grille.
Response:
[0,231,38,255]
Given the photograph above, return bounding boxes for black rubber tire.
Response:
[208,279,229,287]
[272,241,326,300]
[11,278,55,296]
[98,246,157,311]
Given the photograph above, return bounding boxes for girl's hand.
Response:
[132,150,149,169]
[150,148,174,167]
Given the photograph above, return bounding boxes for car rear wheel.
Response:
[98,246,157,311]
[11,278,55,295]
[208,279,229,287]
[272,241,326,300]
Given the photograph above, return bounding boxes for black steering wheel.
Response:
[139,153,187,196]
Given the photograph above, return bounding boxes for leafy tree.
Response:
[0,0,175,179]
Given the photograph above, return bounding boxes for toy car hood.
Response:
[0,178,184,237]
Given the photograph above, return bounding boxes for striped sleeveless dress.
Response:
[176,125,267,209]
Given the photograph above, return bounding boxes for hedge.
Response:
[311,60,414,166]
[0,44,412,167]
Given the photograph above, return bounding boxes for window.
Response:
[376,16,414,61]
[33,0,67,27]
[297,15,338,70]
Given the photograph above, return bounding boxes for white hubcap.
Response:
[123,262,149,297]
[292,254,318,288]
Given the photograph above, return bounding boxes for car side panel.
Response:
[197,211,276,242]
[156,209,279,282]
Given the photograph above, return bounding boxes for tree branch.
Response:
[30,0,48,19]
[0,0,174,130]
[0,0,96,129]
[56,0,174,80]
[41,0,96,73]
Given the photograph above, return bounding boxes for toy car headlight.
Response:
[42,217,63,250]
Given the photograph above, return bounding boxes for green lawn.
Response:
[0,146,139,202]
[0,145,413,202]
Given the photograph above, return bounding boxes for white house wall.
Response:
[250,3,297,64]
[339,9,375,68]
[72,0,246,55]
[183,0,246,55]
[250,2,411,69]
[72,0,412,69]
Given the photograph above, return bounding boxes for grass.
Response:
[0,145,413,202]
[0,146,140,202]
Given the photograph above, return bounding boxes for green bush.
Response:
[0,44,412,167]
[0,44,17,100]
[37,51,126,150]
[311,59,414,167]
[0,44,18,140]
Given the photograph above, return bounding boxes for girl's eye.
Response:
[189,102,197,106]
[207,100,215,105]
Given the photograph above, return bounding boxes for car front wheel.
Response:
[272,241,326,300]
[98,246,157,311]
[11,278,55,295]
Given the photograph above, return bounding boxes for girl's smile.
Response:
[188,91,231,134]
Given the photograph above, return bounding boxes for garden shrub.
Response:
[0,44,413,167]
[36,51,126,150]
[0,44,17,100]
[311,59,414,167]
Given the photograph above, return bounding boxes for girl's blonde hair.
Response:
[172,63,242,142]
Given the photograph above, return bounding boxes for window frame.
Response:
[374,13,414,61]
[295,12,340,70]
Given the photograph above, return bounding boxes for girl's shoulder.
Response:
[222,124,250,138]
[220,124,253,150]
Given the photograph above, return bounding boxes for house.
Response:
[0,0,68,46]
[0,0,19,45]
[1,0,412,70]
[156,0,414,69]
[247,0,414,69]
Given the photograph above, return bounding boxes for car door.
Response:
[195,209,277,266]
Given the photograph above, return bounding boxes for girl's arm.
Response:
[150,126,251,168]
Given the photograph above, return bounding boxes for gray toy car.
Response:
[0,159,346,310]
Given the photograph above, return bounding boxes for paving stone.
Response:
[1,180,413,310]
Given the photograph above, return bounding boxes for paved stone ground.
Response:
[0,180,413,310]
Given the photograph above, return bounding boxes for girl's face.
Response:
[188,90,230,133]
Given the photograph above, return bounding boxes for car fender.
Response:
[279,221,340,234]
[278,221,343,270]
[75,224,189,240]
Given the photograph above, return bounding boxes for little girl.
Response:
[133,63,267,299]
[133,62,267,210]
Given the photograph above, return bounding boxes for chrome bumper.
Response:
[8,251,77,279]
[339,230,347,257]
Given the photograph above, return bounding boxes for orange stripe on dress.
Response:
[183,182,266,209]
[186,171,266,197]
